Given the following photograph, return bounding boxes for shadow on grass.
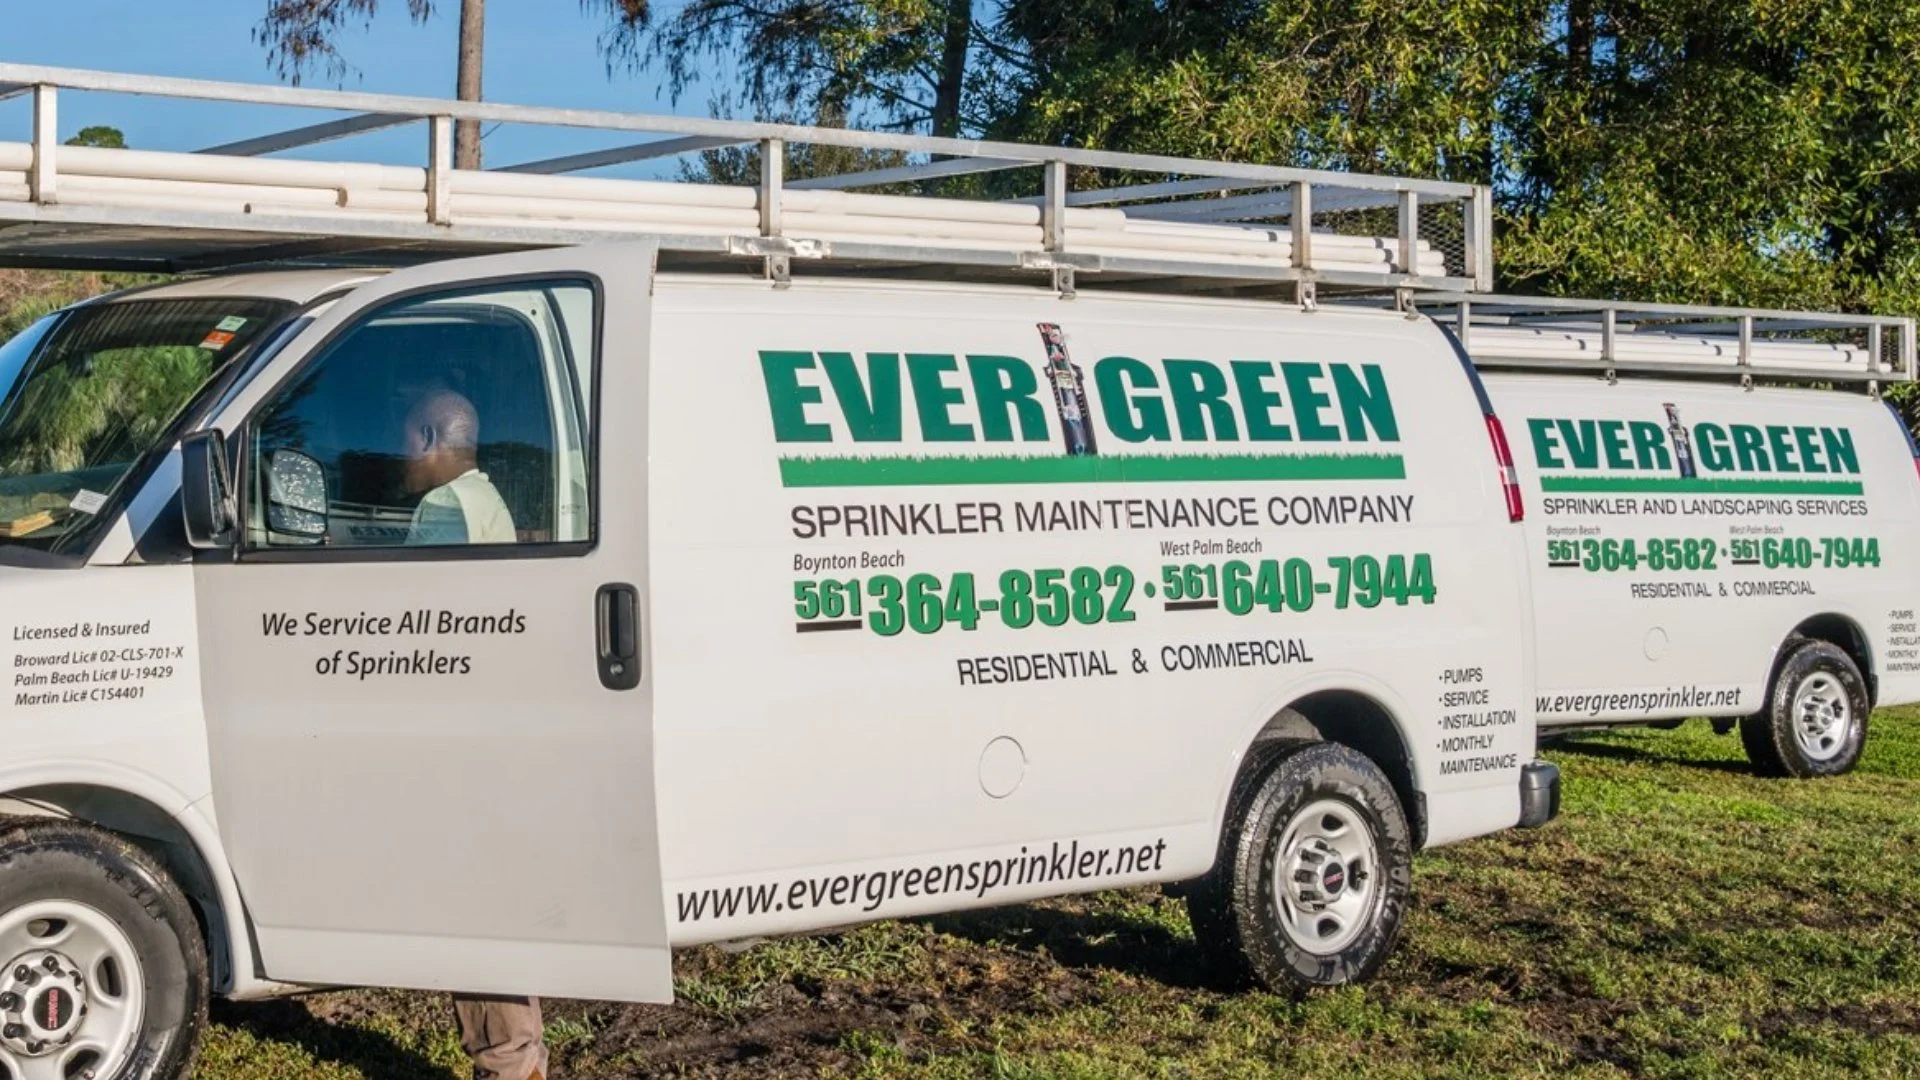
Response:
[211,997,450,1080]
[1546,736,1754,775]
[923,897,1239,993]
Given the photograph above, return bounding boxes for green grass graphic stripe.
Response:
[1539,475,1863,495]
[780,453,1406,487]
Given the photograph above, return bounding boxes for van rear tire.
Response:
[1187,743,1412,992]
[1740,639,1869,778]
[0,820,208,1080]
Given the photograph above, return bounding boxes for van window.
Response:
[0,298,292,558]
[245,280,595,551]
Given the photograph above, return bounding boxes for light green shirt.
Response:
[406,469,516,546]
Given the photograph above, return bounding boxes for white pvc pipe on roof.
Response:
[444,212,734,236]
[55,189,419,223]
[59,173,427,214]
[783,211,1040,245]
[786,188,1045,227]
[1091,228,1448,269]
[450,168,757,208]
[60,144,424,192]
[452,192,757,229]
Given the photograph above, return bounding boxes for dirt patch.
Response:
[550,929,1112,1078]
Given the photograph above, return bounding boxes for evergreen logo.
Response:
[757,327,1406,488]
[1526,411,1863,496]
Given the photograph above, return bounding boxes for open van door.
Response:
[189,244,671,1001]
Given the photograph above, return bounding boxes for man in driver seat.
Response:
[398,389,543,1076]
[402,387,515,546]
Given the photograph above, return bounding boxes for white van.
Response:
[0,63,1910,1080]
[0,253,1553,1078]
[1452,299,1920,776]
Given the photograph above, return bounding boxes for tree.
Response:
[256,0,1920,336]
[65,127,127,149]
[602,0,987,137]
[256,0,652,168]
[989,0,1920,318]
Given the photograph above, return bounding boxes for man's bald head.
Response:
[403,388,482,493]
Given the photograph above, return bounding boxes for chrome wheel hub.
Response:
[1272,798,1381,956]
[1791,673,1851,762]
[0,951,87,1056]
[0,902,143,1080]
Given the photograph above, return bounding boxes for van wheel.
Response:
[1740,640,1870,778]
[1187,743,1411,991]
[0,821,207,1080]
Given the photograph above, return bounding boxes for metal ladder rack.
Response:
[0,64,1489,299]
[1415,293,1917,387]
[1,64,1911,382]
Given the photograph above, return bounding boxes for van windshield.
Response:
[0,297,293,556]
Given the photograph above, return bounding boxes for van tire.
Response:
[1187,743,1411,992]
[1740,639,1870,778]
[0,820,208,1080]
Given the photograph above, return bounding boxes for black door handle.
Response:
[596,583,641,690]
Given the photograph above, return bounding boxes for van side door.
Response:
[190,246,671,1000]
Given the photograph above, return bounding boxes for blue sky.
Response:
[0,0,714,175]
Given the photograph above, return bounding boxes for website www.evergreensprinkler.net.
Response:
[675,836,1169,925]
[1538,685,1743,719]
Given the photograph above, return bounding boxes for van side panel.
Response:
[1484,374,1920,724]
[645,280,1531,945]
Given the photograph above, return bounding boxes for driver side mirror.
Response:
[180,429,236,550]
[265,449,329,543]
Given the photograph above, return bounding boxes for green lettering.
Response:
[966,355,1047,442]
[1695,423,1732,472]
[1330,363,1399,442]
[1529,418,1565,468]
[1628,421,1672,471]
[1599,420,1633,469]
[1731,425,1770,472]
[1793,426,1825,474]
[1166,359,1239,441]
[818,352,902,442]
[1821,427,1859,474]
[1230,361,1292,441]
[1280,362,1339,442]
[905,353,973,442]
[1766,425,1799,473]
[1556,419,1600,468]
[758,350,830,442]
[1094,357,1169,442]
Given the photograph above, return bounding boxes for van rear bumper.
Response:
[1518,761,1561,828]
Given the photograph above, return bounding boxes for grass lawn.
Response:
[200,708,1920,1078]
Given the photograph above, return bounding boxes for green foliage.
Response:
[629,0,1920,328]
[604,0,982,135]
[64,126,127,149]
[255,0,436,82]
[249,0,1920,333]
[0,271,134,340]
[992,0,1920,318]
[0,345,212,475]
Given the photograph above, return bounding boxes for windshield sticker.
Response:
[0,511,53,538]
[199,330,237,351]
[68,490,107,516]
[214,315,249,332]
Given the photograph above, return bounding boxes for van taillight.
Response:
[1485,413,1525,522]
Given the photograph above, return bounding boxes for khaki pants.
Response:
[453,994,550,1080]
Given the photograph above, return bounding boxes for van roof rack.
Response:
[1,65,1911,385]
[0,64,1489,298]
[1415,292,1916,387]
